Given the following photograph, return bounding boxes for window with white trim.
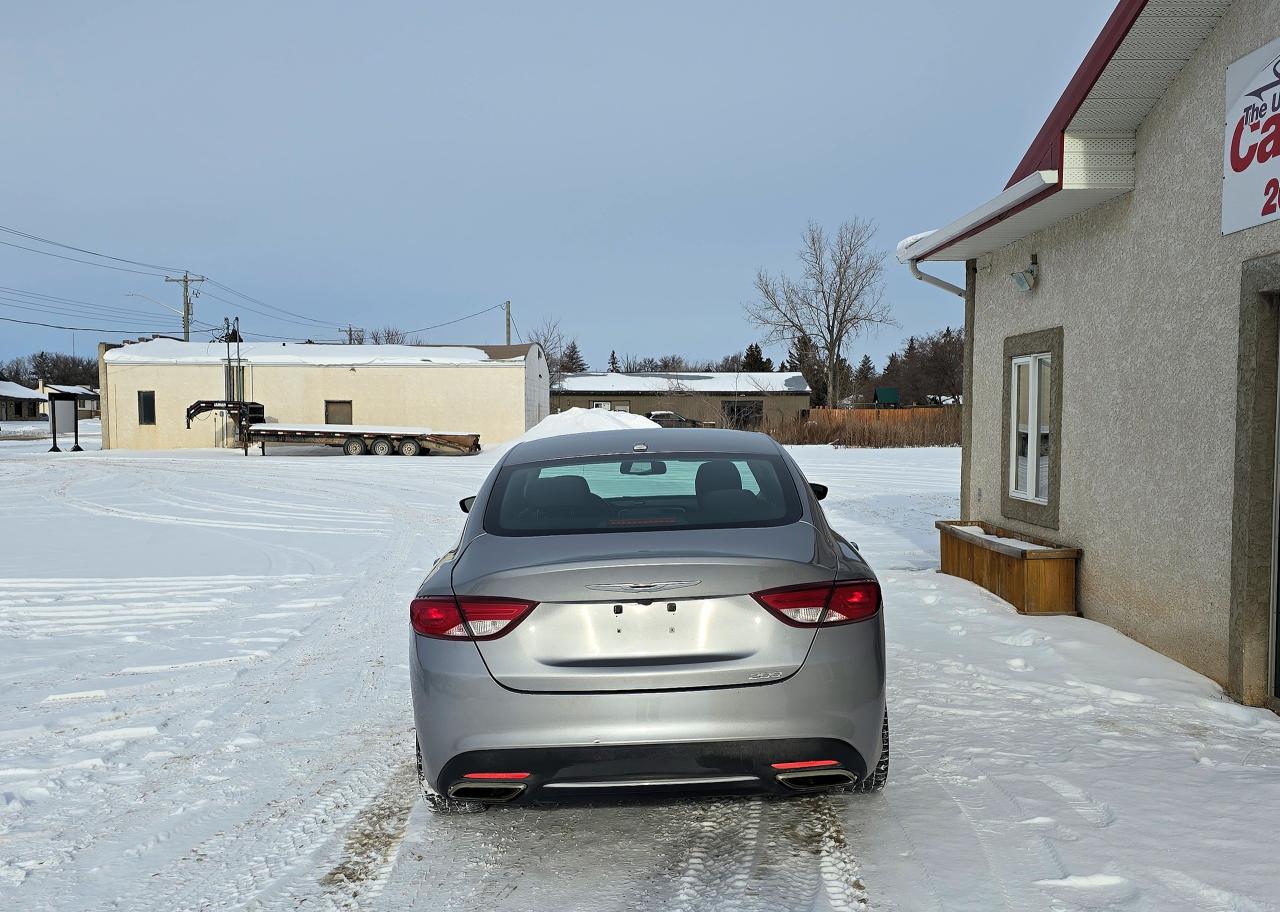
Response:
[1009,353,1052,504]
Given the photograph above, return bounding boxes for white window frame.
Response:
[1008,352,1051,505]
[590,400,613,410]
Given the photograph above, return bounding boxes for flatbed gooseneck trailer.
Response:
[185,400,481,456]
[245,423,480,456]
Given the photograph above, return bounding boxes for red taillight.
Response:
[826,580,880,623]
[752,580,880,626]
[463,771,531,780]
[770,759,839,770]
[410,595,537,640]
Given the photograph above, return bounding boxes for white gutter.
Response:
[896,169,1059,299]
[908,258,965,297]
[896,170,1059,266]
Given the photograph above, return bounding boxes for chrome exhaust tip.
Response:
[447,781,527,802]
[775,769,858,791]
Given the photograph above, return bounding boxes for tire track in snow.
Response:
[669,795,868,912]
[98,478,431,912]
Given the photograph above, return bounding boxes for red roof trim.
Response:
[1005,0,1149,188]
[914,181,1060,261]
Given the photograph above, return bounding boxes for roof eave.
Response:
[897,170,1060,263]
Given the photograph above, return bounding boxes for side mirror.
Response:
[459,495,476,514]
[809,482,828,501]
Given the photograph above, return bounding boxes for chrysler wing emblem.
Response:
[584,580,702,593]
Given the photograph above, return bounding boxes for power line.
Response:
[0,286,222,328]
[0,224,186,272]
[200,290,338,330]
[0,314,184,333]
[0,238,172,276]
[205,279,337,326]
[0,226,338,327]
[406,303,506,336]
[0,298,197,329]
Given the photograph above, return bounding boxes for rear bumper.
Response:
[410,619,885,801]
[441,738,864,802]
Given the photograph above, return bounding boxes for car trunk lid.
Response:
[451,525,831,693]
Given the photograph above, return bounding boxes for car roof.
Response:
[502,428,781,465]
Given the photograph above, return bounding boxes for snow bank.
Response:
[489,407,658,453]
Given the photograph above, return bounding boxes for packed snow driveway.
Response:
[1,442,1277,911]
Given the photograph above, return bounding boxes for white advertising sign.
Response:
[52,399,76,431]
[1224,36,1280,235]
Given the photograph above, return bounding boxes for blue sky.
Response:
[0,1,1116,370]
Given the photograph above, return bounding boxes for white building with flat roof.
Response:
[99,339,548,450]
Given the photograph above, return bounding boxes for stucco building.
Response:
[0,380,44,421]
[99,339,548,450]
[898,0,1280,709]
[555,372,811,429]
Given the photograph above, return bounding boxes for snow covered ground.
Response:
[2,438,1278,911]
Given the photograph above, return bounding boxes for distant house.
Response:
[0,380,44,421]
[555,372,811,430]
[37,383,100,420]
[98,339,548,450]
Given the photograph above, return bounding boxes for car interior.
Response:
[492,456,795,533]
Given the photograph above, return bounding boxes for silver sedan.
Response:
[409,428,887,812]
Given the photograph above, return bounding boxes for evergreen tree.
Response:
[786,334,829,405]
[607,350,621,372]
[560,339,588,374]
[741,343,773,372]
[852,354,877,403]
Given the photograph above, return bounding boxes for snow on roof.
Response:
[895,230,938,264]
[558,372,809,395]
[490,407,660,455]
[103,339,527,366]
[0,380,45,400]
[45,384,99,398]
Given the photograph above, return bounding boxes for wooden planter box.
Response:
[935,520,1080,615]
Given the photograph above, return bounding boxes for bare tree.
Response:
[746,219,895,406]
[528,318,567,387]
[621,353,659,372]
[368,325,411,345]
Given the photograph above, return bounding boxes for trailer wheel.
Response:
[370,437,394,457]
[398,438,422,457]
[343,437,367,456]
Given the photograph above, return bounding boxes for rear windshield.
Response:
[484,452,803,536]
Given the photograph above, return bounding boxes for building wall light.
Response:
[1011,256,1039,292]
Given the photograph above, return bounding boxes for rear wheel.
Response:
[370,437,394,456]
[342,437,366,456]
[851,711,889,793]
[417,741,485,815]
[398,437,422,457]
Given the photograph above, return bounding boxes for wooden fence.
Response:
[765,406,961,447]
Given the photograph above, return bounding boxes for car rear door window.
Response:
[485,453,802,536]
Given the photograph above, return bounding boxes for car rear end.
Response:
[409,430,885,804]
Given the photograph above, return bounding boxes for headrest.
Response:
[695,460,743,496]
[526,474,593,508]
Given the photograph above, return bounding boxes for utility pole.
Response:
[165,271,206,341]
[504,300,512,345]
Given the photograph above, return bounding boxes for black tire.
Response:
[342,437,366,456]
[398,438,422,457]
[417,741,486,815]
[851,711,889,793]
[370,437,394,457]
